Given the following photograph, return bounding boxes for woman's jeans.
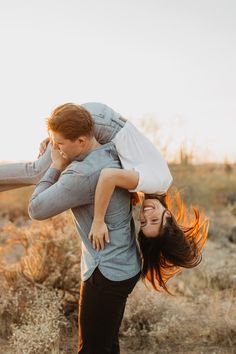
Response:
[0,143,52,191]
[78,267,140,354]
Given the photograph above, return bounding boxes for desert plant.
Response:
[0,214,81,296]
[9,285,67,354]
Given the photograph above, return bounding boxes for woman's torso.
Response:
[82,102,173,194]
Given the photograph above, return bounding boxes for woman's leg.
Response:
[82,102,126,144]
[0,143,52,192]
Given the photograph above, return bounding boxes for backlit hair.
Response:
[138,191,209,295]
[47,103,94,140]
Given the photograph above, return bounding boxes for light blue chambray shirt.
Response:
[28,141,141,281]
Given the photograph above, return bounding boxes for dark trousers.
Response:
[78,267,140,354]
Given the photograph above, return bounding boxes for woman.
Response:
[89,169,208,294]
[0,102,208,294]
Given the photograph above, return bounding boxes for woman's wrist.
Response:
[93,216,105,223]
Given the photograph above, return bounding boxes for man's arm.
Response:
[28,167,91,220]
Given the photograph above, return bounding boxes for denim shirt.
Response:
[28,142,141,281]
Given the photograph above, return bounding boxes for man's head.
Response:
[47,103,95,159]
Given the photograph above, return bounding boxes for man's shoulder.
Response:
[65,143,121,177]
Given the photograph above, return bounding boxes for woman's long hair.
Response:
[138,191,209,295]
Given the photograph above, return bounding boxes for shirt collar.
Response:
[72,142,115,162]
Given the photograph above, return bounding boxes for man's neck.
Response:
[82,137,101,154]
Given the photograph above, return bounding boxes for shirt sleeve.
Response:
[28,167,92,220]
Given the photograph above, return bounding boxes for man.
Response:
[28,103,141,354]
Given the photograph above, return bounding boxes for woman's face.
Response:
[139,198,171,238]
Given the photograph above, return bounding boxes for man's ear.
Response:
[77,136,87,145]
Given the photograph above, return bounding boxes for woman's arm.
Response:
[88,168,139,251]
[94,168,139,220]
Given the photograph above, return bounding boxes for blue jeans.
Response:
[0,143,52,191]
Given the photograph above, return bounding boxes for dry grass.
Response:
[0,163,236,354]
[120,239,236,353]
[170,163,236,212]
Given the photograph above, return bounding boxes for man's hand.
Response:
[50,145,70,171]
[38,137,50,158]
[88,220,110,251]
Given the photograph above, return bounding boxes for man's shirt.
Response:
[28,142,141,281]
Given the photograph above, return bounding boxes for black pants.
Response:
[78,267,140,354]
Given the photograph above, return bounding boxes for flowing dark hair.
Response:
[138,191,209,295]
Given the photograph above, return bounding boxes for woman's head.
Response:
[139,196,171,238]
[137,191,209,294]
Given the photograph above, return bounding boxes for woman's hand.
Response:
[88,220,110,251]
[38,137,50,158]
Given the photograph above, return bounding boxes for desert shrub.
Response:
[0,186,33,221]
[209,270,236,291]
[0,213,81,295]
[203,289,236,348]
[224,161,234,175]
[121,282,236,352]
[9,285,67,354]
[0,213,81,349]
[0,280,20,338]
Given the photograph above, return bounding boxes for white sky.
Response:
[0,0,235,162]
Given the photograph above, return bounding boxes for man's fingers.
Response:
[88,233,92,242]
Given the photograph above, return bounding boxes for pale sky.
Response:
[0,0,235,162]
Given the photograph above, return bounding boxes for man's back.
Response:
[64,142,141,281]
[29,141,141,281]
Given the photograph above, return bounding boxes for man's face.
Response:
[49,131,84,160]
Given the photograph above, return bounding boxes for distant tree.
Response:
[224,158,233,175]
[179,142,194,165]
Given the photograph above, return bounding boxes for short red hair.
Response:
[47,103,94,140]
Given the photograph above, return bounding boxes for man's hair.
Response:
[47,103,95,140]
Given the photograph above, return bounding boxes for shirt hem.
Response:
[81,266,141,282]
